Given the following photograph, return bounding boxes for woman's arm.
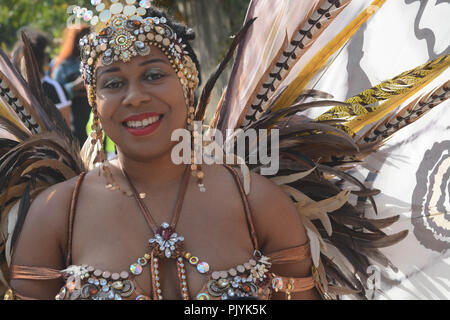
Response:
[9,179,76,300]
[247,172,322,300]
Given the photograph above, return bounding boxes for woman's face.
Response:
[95,47,187,162]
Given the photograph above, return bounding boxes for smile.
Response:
[122,112,164,137]
[125,116,162,128]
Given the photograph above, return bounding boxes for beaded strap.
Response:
[222,165,260,253]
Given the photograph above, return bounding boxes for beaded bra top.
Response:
[7,165,317,300]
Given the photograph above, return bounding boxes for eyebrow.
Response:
[97,58,168,78]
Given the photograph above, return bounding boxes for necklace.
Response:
[120,164,192,300]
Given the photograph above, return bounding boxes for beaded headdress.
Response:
[74,0,205,190]
[74,0,199,98]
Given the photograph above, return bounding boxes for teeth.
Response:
[126,116,161,128]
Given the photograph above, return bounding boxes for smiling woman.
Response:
[3,0,448,302]
[95,53,187,160]
[3,2,319,301]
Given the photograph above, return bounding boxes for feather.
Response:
[271,0,387,112]
[195,18,256,122]
[21,32,47,112]
[343,55,450,135]
[359,80,450,144]
[330,214,400,234]
[80,135,101,171]
[306,226,321,268]
[248,100,350,130]
[281,184,313,203]
[0,47,52,133]
[5,201,20,267]
[317,164,378,214]
[327,285,360,296]
[9,183,31,251]
[297,190,350,236]
[241,0,351,127]
[0,183,27,209]
[299,213,327,251]
[217,0,332,131]
[20,159,77,180]
[270,166,316,185]
[0,116,29,142]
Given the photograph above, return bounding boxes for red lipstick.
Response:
[122,112,163,137]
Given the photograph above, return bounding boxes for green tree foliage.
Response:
[0,0,250,53]
[0,0,72,53]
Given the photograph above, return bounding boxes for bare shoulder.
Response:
[9,174,84,299]
[12,174,82,267]
[246,171,308,254]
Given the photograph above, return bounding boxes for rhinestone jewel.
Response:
[110,3,124,14]
[139,0,152,9]
[83,10,93,22]
[91,0,102,5]
[99,10,112,22]
[130,263,143,275]
[197,262,210,274]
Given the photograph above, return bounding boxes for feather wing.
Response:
[216,0,332,132]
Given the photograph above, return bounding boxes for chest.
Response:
[68,183,257,299]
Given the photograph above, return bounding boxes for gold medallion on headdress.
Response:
[74,0,199,91]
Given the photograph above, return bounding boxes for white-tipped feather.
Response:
[270,166,316,185]
[5,201,20,267]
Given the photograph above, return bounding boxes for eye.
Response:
[144,68,165,81]
[103,77,124,89]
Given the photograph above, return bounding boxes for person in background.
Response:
[11,28,72,126]
[52,25,91,145]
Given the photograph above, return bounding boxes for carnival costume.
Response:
[1,0,449,300]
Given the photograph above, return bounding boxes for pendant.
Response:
[148,222,185,259]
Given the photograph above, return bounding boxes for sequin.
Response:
[138,257,147,266]
[139,0,152,9]
[111,273,120,281]
[83,10,93,22]
[236,265,245,273]
[130,263,143,275]
[56,286,68,300]
[272,278,283,290]
[91,0,102,5]
[110,3,124,14]
[93,269,102,277]
[217,279,230,289]
[136,7,146,16]
[197,262,210,274]
[91,16,99,26]
[124,5,137,16]
[99,10,112,23]
[112,281,124,290]
[96,3,106,12]
[120,280,135,297]
[195,292,211,301]
[189,256,199,265]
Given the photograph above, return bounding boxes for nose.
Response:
[122,80,152,108]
